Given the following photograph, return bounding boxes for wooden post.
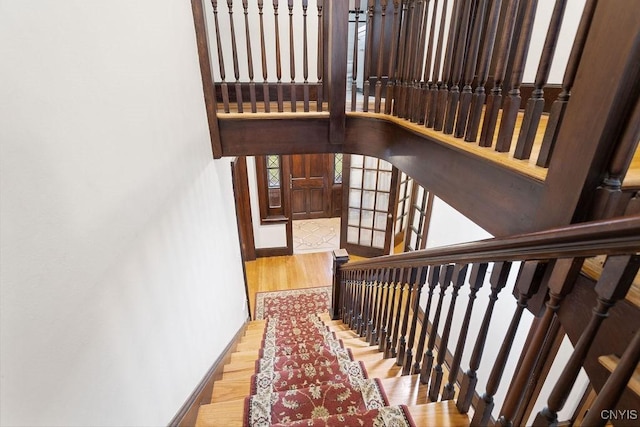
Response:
[331,248,349,320]
[328,0,348,144]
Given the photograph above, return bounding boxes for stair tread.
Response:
[598,354,640,396]
[583,257,640,308]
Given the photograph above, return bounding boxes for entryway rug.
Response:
[254,287,332,320]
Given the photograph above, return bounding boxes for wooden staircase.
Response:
[195,314,470,426]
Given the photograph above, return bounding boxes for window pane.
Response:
[267,155,279,168]
[379,160,393,171]
[364,156,378,169]
[348,189,362,208]
[347,226,359,244]
[374,212,387,230]
[350,168,363,188]
[360,228,372,246]
[363,170,377,190]
[376,193,389,211]
[377,171,391,191]
[351,154,364,168]
[373,231,385,248]
[348,208,360,226]
[362,190,375,210]
[334,153,343,184]
[361,210,373,228]
[268,169,280,188]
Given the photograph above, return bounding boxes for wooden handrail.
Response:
[340,216,640,270]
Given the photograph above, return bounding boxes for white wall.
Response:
[246,156,288,249]
[0,2,248,426]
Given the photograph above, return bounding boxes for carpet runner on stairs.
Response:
[244,311,416,426]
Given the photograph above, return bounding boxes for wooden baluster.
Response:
[410,0,430,123]
[301,0,310,111]
[443,0,474,134]
[257,0,270,112]
[226,0,243,112]
[384,268,400,357]
[429,264,468,400]
[384,0,402,115]
[211,1,230,113]
[534,255,640,426]
[455,0,488,138]
[398,0,418,119]
[350,0,362,112]
[341,270,349,323]
[287,0,296,112]
[351,270,361,328]
[419,264,454,385]
[456,261,512,413]
[403,267,429,374]
[513,0,567,159]
[412,265,440,374]
[537,0,597,166]
[381,268,398,352]
[472,261,545,425]
[359,270,371,336]
[592,96,640,219]
[365,269,376,338]
[396,268,420,367]
[494,0,538,153]
[357,270,366,333]
[362,0,376,112]
[581,328,640,427]
[316,0,324,112]
[386,268,406,358]
[346,270,356,325]
[419,0,439,125]
[369,269,382,345]
[374,269,390,346]
[392,0,409,117]
[273,0,284,112]
[497,259,582,427]
[241,0,257,113]
[442,263,488,400]
[373,0,388,113]
[433,0,462,131]
[390,269,410,359]
[426,0,448,128]
[478,0,520,147]
[366,269,380,342]
[464,0,501,142]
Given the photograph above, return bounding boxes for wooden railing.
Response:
[333,216,640,426]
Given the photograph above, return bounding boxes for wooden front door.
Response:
[290,154,332,220]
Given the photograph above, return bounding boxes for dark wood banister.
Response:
[340,216,640,271]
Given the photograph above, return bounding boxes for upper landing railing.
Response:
[193,0,639,192]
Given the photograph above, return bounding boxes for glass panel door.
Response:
[340,154,399,257]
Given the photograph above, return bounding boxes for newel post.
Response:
[331,249,349,320]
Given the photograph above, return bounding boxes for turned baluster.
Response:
[412,265,440,374]
[384,268,401,357]
[384,0,402,115]
[226,0,243,112]
[375,269,392,346]
[442,263,488,400]
[592,95,640,219]
[316,0,324,112]
[241,0,257,112]
[362,0,376,112]
[369,269,383,345]
[418,0,439,125]
[472,261,545,425]
[359,270,372,337]
[494,0,538,153]
[257,0,270,112]
[433,0,462,131]
[537,0,597,166]
[581,328,640,427]
[346,270,357,325]
[534,255,640,426]
[386,268,406,358]
[425,0,448,127]
[455,0,488,138]
[497,259,583,427]
[464,0,501,142]
[420,264,454,385]
[287,0,296,112]
[350,270,362,328]
[402,267,429,374]
[367,269,382,343]
[456,261,512,413]
[429,264,468,400]
[443,0,474,134]
[398,0,418,119]
[273,0,284,112]
[374,0,389,113]
[513,0,567,159]
[211,1,230,113]
[478,0,520,147]
[350,0,362,112]
[300,0,309,111]
[409,0,430,123]
[380,268,397,352]
[392,0,410,117]
[341,271,349,324]
[396,268,420,367]
[390,269,411,359]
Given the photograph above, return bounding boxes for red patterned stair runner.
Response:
[244,314,416,426]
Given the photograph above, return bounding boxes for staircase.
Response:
[195,312,469,426]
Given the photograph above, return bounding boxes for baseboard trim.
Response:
[255,246,292,257]
[169,319,250,427]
